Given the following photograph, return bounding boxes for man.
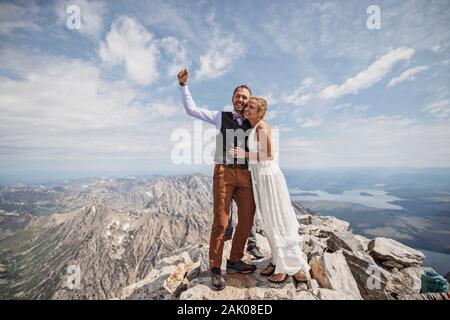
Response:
[177,68,257,290]
[225,196,265,260]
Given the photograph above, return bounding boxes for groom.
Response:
[177,68,257,290]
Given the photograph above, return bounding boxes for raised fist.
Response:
[177,68,188,86]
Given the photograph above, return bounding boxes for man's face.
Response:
[232,88,251,114]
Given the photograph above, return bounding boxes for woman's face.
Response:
[244,99,260,121]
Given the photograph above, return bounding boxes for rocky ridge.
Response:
[120,212,449,300]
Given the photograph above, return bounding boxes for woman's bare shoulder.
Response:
[258,121,272,132]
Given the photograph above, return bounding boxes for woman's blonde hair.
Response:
[249,96,268,119]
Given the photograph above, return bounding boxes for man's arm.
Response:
[178,69,220,128]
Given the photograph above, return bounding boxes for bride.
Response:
[230,96,310,284]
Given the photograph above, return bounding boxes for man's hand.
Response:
[229,147,247,159]
[177,68,189,86]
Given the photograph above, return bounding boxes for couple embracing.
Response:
[177,69,310,291]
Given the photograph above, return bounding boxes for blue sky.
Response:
[0,0,449,182]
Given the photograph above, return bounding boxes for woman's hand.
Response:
[229,147,246,159]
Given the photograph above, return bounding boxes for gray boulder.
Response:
[368,237,425,268]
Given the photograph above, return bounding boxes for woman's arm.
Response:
[230,124,274,161]
[254,124,274,161]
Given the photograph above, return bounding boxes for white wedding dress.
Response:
[248,121,310,276]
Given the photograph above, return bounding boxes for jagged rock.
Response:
[381,260,405,269]
[354,234,371,251]
[309,256,332,289]
[296,283,308,291]
[307,279,319,295]
[124,232,428,300]
[172,243,209,275]
[309,250,362,300]
[0,175,215,299]
[121,250,197,299]
[173,278,190,298]
[385,267,422,297]
[293,291,318,300]
[186,261,201,280]
[179,282,212,300]
[298,224,321,237]
[254,233,272,257]
[297,214,313,225]
[342,250,390,300]
[298,215,349,239]
[179,275,298,300]
[121,265,177,299]
[316,288,359,300]
[292,202,319,216]
[368,237,425,268]
[156,251,192,269]
[319,216,350,234]
[301,235,326,260]
[326,231,364,253]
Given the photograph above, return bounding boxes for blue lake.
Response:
[421,249,450,276]
[290,188,404,210]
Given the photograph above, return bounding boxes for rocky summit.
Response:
[120,207,448,301]
[0,174,448,300]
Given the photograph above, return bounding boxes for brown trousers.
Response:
[209,164,256,269]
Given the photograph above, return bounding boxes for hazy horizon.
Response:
[2,164,450,186]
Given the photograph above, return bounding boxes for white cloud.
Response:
[319,47,415,99]
[0,51,184,160]
[280,115,450,168]
[283,78,314,107]
[0,2,41,34]
[311,2,336,13]
[146,101,178,119]
[55,0,106,37]
[99,16,160,85]
[196,32,246,80]
[261,0,450,66]
[332,103,370,112]
[431,44,445,53]
[195,8,246,81]
[134,0,199,44]
[265,110,278,121]
[282,137,317,150]
[267,78,318,110]
[159,37,191,77]
[297,117,323,128]
[422,99,450,119]
[387,65,428,87]
[332,103,352,110]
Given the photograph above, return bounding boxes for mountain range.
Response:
[0,174,447,300]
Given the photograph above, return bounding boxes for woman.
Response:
[230,96,310,283]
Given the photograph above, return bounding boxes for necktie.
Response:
[233,113,245,125]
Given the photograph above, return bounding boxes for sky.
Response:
[0,0,449,183]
